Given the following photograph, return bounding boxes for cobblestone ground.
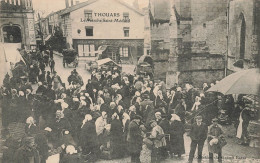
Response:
[1,53,259,162]
[52,53,260,163]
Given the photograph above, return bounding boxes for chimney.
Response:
[76,1,79,4]
[71,0,74,6]
[65,0,69,8]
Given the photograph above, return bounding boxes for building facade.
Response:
[0,0,36,49]
[227,0,259,73]
[149,0,228,88]
[59,0,146,64]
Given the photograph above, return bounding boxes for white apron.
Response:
[236,111,243,139]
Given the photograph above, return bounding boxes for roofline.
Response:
[114,0,144,16]
[60,0,144,16]
[59,0,99,16]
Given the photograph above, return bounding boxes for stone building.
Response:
[148,0,259,88]
[59,0,146,64]
[0,0,36,49]
[227,0,259,73]
[149,0,228,88]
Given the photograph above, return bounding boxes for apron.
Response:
[236,110,243,139]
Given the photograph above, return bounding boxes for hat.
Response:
[66,145,77,154]
[155,112,161,116]
[133,115,142,120]
[212,118,218,122]
[135,91,141,97]
[44,127,52,132]
[141,93,150,100]
[195,115,202,120]
[149,120,157,126]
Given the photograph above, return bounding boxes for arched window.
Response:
[2,25,22,43]
[239,13,246,59]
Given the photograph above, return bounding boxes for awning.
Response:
[96,58,121,67]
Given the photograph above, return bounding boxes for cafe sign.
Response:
[80,12,130,23]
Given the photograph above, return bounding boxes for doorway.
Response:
[2,25,22,43]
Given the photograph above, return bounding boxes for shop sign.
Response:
[80,12,130,23]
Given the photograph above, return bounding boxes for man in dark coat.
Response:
[43,84,56,100]
[158,113,171,159]
[49,58,55,73]
[49,110,72,146]
[174,99,186,124]
[188,116,208,163]
[38,71,46,83]
[14,137,40,163]
[34,131,49,163]
[127,115,143,163]
[46,71,52,85]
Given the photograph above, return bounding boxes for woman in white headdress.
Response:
[80,114,98,159]
[60,145,85,163]
[191,96,201,112]
[110,113,124,158]
[25,116,38,136]
[169,114,185,158]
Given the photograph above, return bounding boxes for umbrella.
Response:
[207,68,260,96]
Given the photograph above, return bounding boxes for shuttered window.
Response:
[84,10,92,19]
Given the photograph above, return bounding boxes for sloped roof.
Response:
[96,58,121,67]
[60,0,144,16]
[173,5,192,21]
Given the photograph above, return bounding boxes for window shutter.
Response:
[123,12,129,16]
[84,10,92,13]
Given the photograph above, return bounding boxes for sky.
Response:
[32,0,149,17]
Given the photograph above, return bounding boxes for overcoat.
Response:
[80,120,98,154]
[127,120,143,153]
[207,124,224,153]
[169,120,185,155]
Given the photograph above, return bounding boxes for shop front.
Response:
[60,0,145,64]
[73,39,144,64]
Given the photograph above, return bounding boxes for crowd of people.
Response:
[0,52,255,163]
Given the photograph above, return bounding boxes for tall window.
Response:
[84,10,92,20]
[123,12,129,20]
[240,13,246,59]
[123,27,129,37]
[120,47,129,58]
[78,44,96,57]
[85,26,93,36]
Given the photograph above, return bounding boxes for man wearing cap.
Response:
[140,93,154,111]
[127,115,143,163]
[208,118,224,163]
[68,71,77,85]
[51,71,62,92]
[49,57,55,73]
[188,116,208,163]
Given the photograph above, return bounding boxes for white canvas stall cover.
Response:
[0,43,24,86]
[96,58,121,67]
